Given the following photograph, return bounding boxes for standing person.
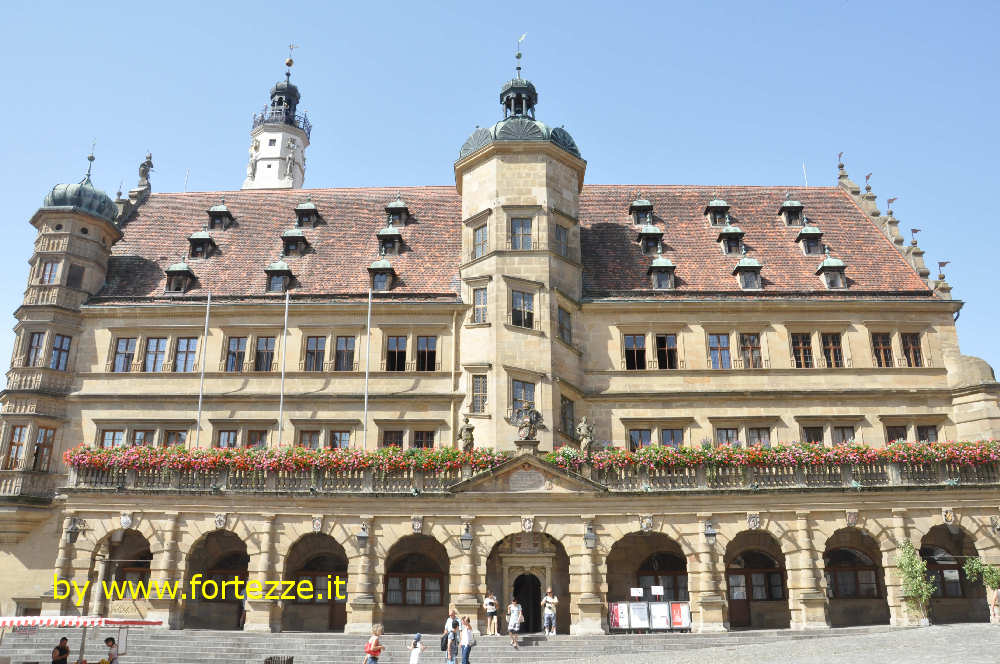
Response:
[992,586,1000,620]
[445,619,460,664]
[364,624,386,664]
[541,587,559,636]
[443,607,459,635]
[104,637,119,664]
[51,636,70,664]
[460,616,475,664]
[409,633,426,664]
[483,592,498,636]
[506,596,523,649]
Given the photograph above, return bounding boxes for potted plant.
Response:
[896,539,936,625]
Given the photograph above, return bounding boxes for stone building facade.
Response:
[1,66,999,635]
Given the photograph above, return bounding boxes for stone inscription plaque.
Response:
[509,469,545,492]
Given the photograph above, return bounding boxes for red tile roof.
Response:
[99,184,930,303]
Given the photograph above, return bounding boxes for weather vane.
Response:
[85,139,96,178]
[285,43,298,82]
[514,33,526,77]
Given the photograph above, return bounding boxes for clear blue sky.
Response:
[1,1,998,373]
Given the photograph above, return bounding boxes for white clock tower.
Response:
[242,59,311,190]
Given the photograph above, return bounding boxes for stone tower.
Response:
[2,154,118,478]
[454,67,587,452]
[242,67,311,190]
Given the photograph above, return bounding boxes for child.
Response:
[408,632,425,664]
[364,624,385,664]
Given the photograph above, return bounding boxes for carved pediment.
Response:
[449,453,606,494]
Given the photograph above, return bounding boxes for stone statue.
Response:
[516,407,544,441]
[457,416,475,452]
[138,153,153,186]
[576,416,595,454]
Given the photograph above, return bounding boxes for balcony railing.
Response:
[65,460,1000,495]
[252,107,312,139]
[0,470,60,499]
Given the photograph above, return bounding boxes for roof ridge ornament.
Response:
[514,33,526,79]
[937,261,950,281]
[83,140,96,182]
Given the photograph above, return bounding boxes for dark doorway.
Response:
[513,574,542,633]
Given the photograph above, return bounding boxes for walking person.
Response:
[409,633,426,664]
[541,587,559,636]
[483,591,498,636]
[364,624,386,664]
[460,616,476,664]
[104,637,119,664]
[445,619,460,664]
[506,596,523,649]
[51,636,70,664]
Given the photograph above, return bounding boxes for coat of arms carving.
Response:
[312,516,323,533]
[942,508,955,525]
[991,515,1000,535]
[845,510,859,527]
[120,512,133,530]
[411,516,423,533]
[747,512,761,530]
[214,513,227,530]
[639,515,653,533]
[521,516,534,532]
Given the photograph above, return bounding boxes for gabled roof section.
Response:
[449,453,607,494]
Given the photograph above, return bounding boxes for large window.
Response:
[113,337,137,373]
[510,218,532,250]
[472,287,488,324]
[131,430,155,446]
[637,553,688,601]
[832,425,855,445]
[727,551,785,601]
[872,333,893,368]
[821,333,843,368]
[739,333,762,369]
[655,334,678,370]
[335,336,355,371]
[382,430,403,448]
[885,425,907,443]
[748,427,771,447]
[246,430,268,448]
[298,430,320,449]
[330,431,351,449]
[560,396,574,436]
[3,425,26,470]
[629,429,652,451]
[254,336,276,371]
[385,336,407,371]
[216,430,239,448]
[557,307,572,344]
[26,332,45,367]
[164,430,187,447]
[917,425,938,442]
[174,337,198,372]
[143,337,167,372]
[661,429,683,448]
[101,430,125,449]
[716,428,739,446]
[553,225,569,257]
[416,336,437,372]
[739,271,761,290]
[510,291,534,329]
[412,431,434,449]
[31,427,55,471]
[902,333,923,368]
[921,547,965,598]
[50,334,71,372]
[824,549,880,599]
[372,273,390,292]
[471,375,488,413]
[385,573,442,606]
[802,427,824,444]
[304,336,326,371]
[473,224,488,259]
[709,334,731,369]
[624,334,646,370]
[225,337,247,372]
[791,333,813,368]
[511,379,535,416]
[38,261,59,285]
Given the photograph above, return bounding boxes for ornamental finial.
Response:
[937,261,950,281]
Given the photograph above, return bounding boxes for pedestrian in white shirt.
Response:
[541,587,559,636]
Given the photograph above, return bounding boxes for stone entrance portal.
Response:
[513,573,542,632]
[486,532,570,634]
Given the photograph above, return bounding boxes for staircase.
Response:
[0,625,905,664]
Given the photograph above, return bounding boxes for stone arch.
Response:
[723,530,790,630]
[181,530,249,630]
[484,532,570,634]
[823,527,890,626]
[919,524,989,623]
[381,533,450,633]
[605,532,688,602]
[83,528,153,618]
[280,533,349,632]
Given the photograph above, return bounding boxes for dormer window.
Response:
[629,195,653,225]
[164,261,194,294]
[385,196,410,226]
[717,222,745,256]
[797,225,824,255]
[282,229,309,256]
[637,224,663,255]
[368,258,395,292]
[704,196,730,226]
[647,245,676,290]
[206,198,234,230]
[778,193,804,226]
[377,220,403,256]
[733,252,763,290]
[295,197,320,227]
[264,258,293,293]
[188,229,216,259]
[816,249,847,290]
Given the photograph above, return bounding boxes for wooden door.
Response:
[727,573,750,628]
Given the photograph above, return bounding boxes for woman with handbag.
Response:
[506,597,523,649]
[364,624,385,664]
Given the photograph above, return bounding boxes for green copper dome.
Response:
[796,225,823,241]
[717,223,745,240]
[295,197,317,212]
[42,176,117,225]
[282,228,306,238]
[629,197,653,213]
[266,259,291,273]
[649,255,675,270]
[165,260,193,274]
[779,193,803,211]
[369,258,393,270]
[377,224,402,237]
[816,255,846,273]
[732,256,762,274]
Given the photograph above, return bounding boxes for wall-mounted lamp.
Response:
[357,521,369,549]
[583,523,597,550]
[703,520,717,547]
[459,522,473,551]
[65,517,84,545]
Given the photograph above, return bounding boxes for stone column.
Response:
[244,516,276,632]
[788,511,829,629]
[89,537,112,617]
[884,508,920,626]
[567,516,603,634]
[345,517,376,634]
[147,512,180,627]
[449,518,482,632]
[43,512,77,615]
[689,513,726,632]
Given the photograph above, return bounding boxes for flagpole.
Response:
[277,290,290,445]
[195,291,211,448]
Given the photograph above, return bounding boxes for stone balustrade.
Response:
[0,470,61,499]
[65,460,1000,494]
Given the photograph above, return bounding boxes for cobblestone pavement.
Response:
[588,624,1000,664]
